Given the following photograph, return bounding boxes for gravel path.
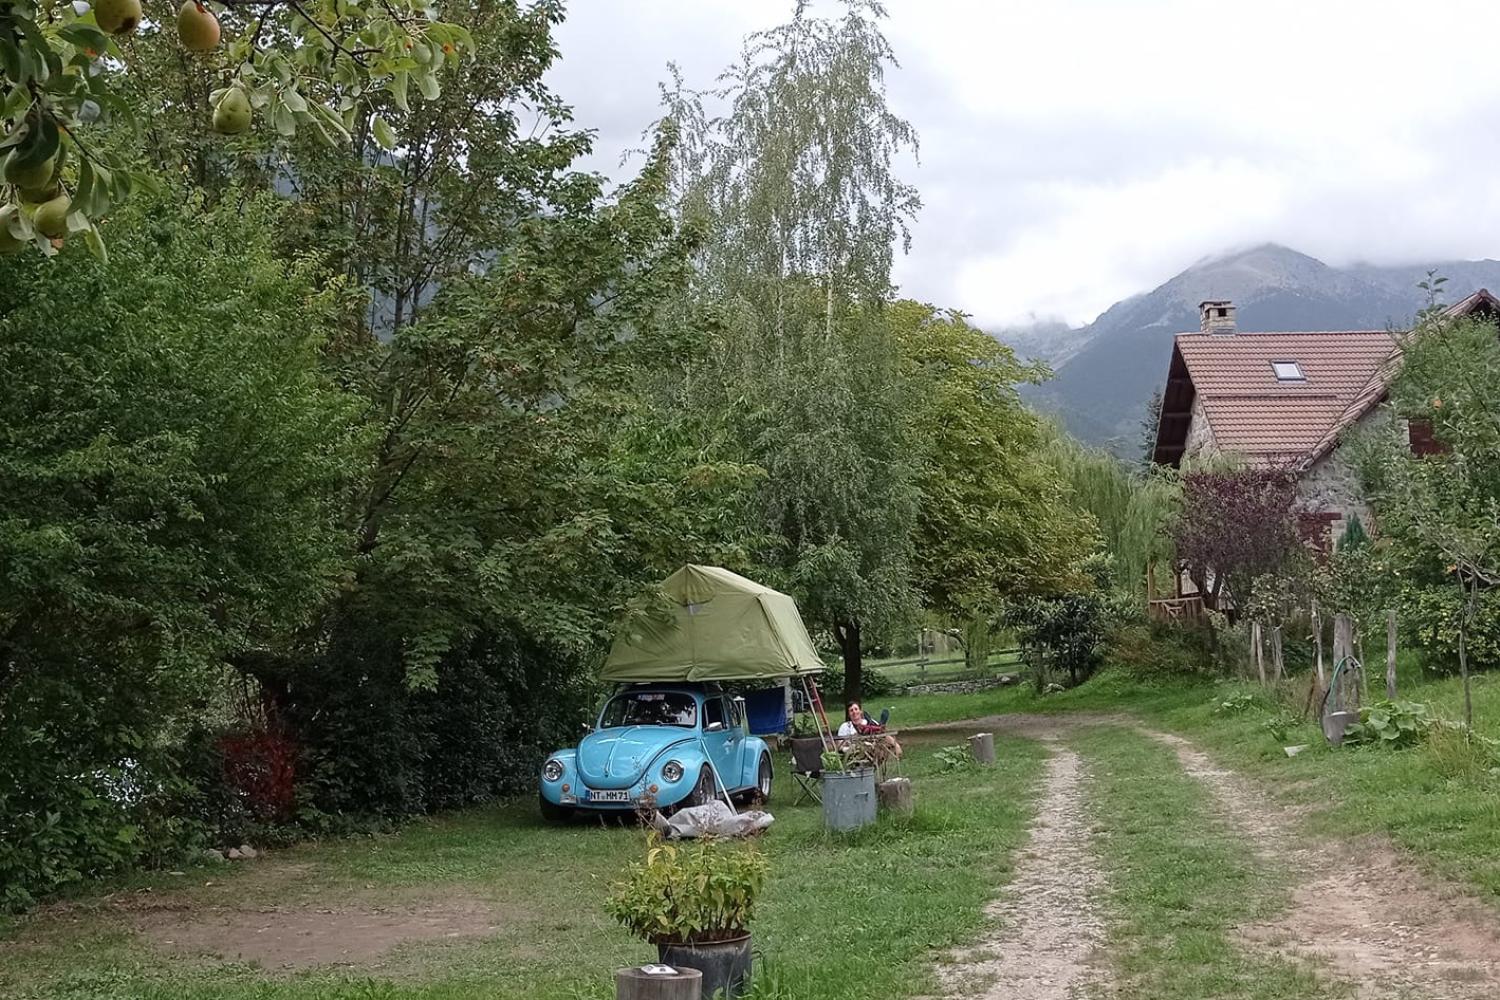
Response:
[936,721,1108,1000]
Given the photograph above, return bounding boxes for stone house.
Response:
[1150,290,1500,550]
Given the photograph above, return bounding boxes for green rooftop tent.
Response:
[601,565,825,683]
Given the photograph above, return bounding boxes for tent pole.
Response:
[696,737,738,813]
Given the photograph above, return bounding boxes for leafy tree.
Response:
[0,185,363,907]
[1173,466,1302,611]
[1140,387,1163,467]
[893,302,1098,626]
[666,0,921,700]
[1005,557,1120,691]
[1360,314,1500,726]
[2,0,479,254]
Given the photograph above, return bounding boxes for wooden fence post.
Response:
[1386,610,1398,700]
[1312,602,1325,689]
[1252,622,1266,685]
[1331,614,1361,715]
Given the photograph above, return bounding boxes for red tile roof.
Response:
[1152,289,1500,469]
[1174,330,1397,465]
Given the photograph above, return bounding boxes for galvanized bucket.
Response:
[822,767,876,831]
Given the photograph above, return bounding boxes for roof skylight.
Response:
[1271,360,1305,381]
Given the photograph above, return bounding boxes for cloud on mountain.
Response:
[546,0,1500,328]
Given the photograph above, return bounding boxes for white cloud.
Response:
[548,0,1500,328]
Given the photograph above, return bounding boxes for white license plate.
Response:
[588,789,630,803]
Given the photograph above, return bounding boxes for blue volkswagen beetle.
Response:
[539,683,773,821]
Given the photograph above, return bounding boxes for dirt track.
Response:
[932,715,1500,1000]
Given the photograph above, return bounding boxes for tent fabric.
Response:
[601,565,826,682]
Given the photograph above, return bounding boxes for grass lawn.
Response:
[0,729,1046,1000]
[7,659,1500,999]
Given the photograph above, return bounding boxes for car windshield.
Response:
[600,692,697,729]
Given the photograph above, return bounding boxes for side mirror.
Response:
[581,723,594,735]
[705,721,725,733]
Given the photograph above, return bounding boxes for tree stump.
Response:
[877,777,913,815]
[969,732,995,765]
[616,966,703,1000]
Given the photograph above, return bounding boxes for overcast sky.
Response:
[545,1,1500,330]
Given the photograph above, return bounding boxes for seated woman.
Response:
[837,701,883,737]
[836,701,902,767]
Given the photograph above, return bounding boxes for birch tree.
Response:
[666,1,921,699]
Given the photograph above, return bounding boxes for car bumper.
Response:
[542,779,693,811]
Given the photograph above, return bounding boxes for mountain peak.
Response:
[1188,242,1319,271]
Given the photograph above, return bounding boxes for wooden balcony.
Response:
[1148,596,1205,623]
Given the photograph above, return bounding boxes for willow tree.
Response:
[1045,431,1180,598]
[667,0,921,699]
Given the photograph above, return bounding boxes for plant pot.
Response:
[658,933,752,1000]
[1322,709,1358,746]
[822,767,876,831]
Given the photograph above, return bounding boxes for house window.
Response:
[1271,361,1305,381]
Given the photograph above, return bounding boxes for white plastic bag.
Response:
[650,800,774,839]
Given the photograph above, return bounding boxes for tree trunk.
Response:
[1386,609,1398,700]
[1271,625,1284,682]
[836,618,863,703]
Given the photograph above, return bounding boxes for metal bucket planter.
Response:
[822,767,876,832]
[658,934,752,1000]
[1322,709,1359,746]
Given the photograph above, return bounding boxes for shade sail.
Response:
[601,565,826,682]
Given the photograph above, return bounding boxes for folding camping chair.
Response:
[789,735,825,804]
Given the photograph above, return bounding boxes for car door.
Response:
[700,696,740,791]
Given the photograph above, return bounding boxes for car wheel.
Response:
[539,796,572,824]
[755,753,772,804]
[685,766,714,808]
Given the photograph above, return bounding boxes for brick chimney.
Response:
[1200,299,1236,335]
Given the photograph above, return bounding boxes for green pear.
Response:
[177,1,221,51]
[3,150,56,192]
[212,89,252,135]
[0,205,25,254]
[32,195,70,240]
[94,0,142,34]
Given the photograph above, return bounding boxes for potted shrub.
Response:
[606,836,768,999]
[819,748,877,831]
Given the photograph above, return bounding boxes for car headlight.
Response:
[661,760,684,783]
[542,759,565,782]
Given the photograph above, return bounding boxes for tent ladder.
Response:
[802,675,835,750]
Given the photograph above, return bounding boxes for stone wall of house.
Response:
[1182,394,1216,462]
[1297,408,1392,541]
